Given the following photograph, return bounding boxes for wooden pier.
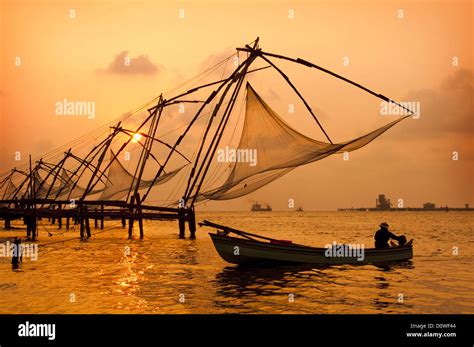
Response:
[0,197,197,240]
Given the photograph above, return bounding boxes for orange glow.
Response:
[131,133,142,143]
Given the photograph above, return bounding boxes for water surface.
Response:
[1,211,473,314]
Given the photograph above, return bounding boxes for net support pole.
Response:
[58,203,62,229]
[128,195,135,239]
[186,39,260,206]
[257,50,415,116]
[135,192,144,239]
[81,122,122,200]
[183,73,242,202]
[100,203,104,230]
[79,202,85,241]
[85,205,91,239]
[255,51,333,144]
[129,96,163,202]
[188,55,256,206]
[188,206,196,239]
[141,45,260,204]
[178,206,186,239]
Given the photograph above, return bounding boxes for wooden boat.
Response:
[200,220,413,265]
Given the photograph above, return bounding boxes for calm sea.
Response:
[1,211,473,314]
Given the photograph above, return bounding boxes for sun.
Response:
[131,133,142,143]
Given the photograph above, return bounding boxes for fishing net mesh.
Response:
[199,83,408,200]
[99,151,184,200]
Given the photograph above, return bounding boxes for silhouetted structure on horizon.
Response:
[338,194,473,212]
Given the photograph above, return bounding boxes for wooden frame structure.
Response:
[0,38,413,241]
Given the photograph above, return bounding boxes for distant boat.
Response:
[251,202,272,212]
[296,206,304,212]
[201,220,414,266]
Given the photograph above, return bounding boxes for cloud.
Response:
[196,48,238,81]
[390,68,473,139]
[101,51,161,75]
[199,48,234,71]
[441,68,473,92]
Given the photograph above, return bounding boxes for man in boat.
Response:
[374,222,405,248]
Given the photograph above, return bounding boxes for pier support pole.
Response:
[66,216,70,230]
[58,203,62,229]
[128,196,135,239]
[31,217,37,241]
[51,205,56,225]
[135,193,144,239]
[138,219,144,239]
[80,218,84,240]
[79,203,84,241]
[188,207,196,239]
[31,208,37,242]
[26,212,31,239]
[85,206,91,239]
[5,217,11,230]
[121,213,126,228]
[178,207,185,239]
[94,208,98,229]
[100,203,104,230]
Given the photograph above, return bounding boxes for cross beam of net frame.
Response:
[128,95,164,202]
[237,46,416,116]
[147,65,271,113]
[118,128,191,165]
[81,123,124,200]
[182,38,261,207]
[140,41,263,204]
[82,100,164,202]
[183,39,415,205]
[0,41,258,181]
[83,92,185,204]
[35,151,71,204]
[53,129,119,201]
[10,163,42,201]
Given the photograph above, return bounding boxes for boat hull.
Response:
[209,233,413,265]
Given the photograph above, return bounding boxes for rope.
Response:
[37,221,124,248]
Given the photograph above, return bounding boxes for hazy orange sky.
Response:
[0,0,472,210]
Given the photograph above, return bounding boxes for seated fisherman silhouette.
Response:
[374,222,406,248]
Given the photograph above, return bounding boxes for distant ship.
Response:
[251,202,272,212]
[296,206,304,212]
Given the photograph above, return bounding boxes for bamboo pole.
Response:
[235,46,416,116]
[256,53,333,144]
[81,124,122,200]
[100,203,104,230]
[40,149,71,203]
[79,202,85,241]
[128,195,135,239]
[129,96,163,201]
[188,207,196,239]
[54,135,113,200]
[140,49,259,203]
[186,71,249,204]
[188,40,260,205]
[135,193,144,239]
[58,203,62,229]
[178,207,185,239]
[183,74,241,201]
[85,205,91,238]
